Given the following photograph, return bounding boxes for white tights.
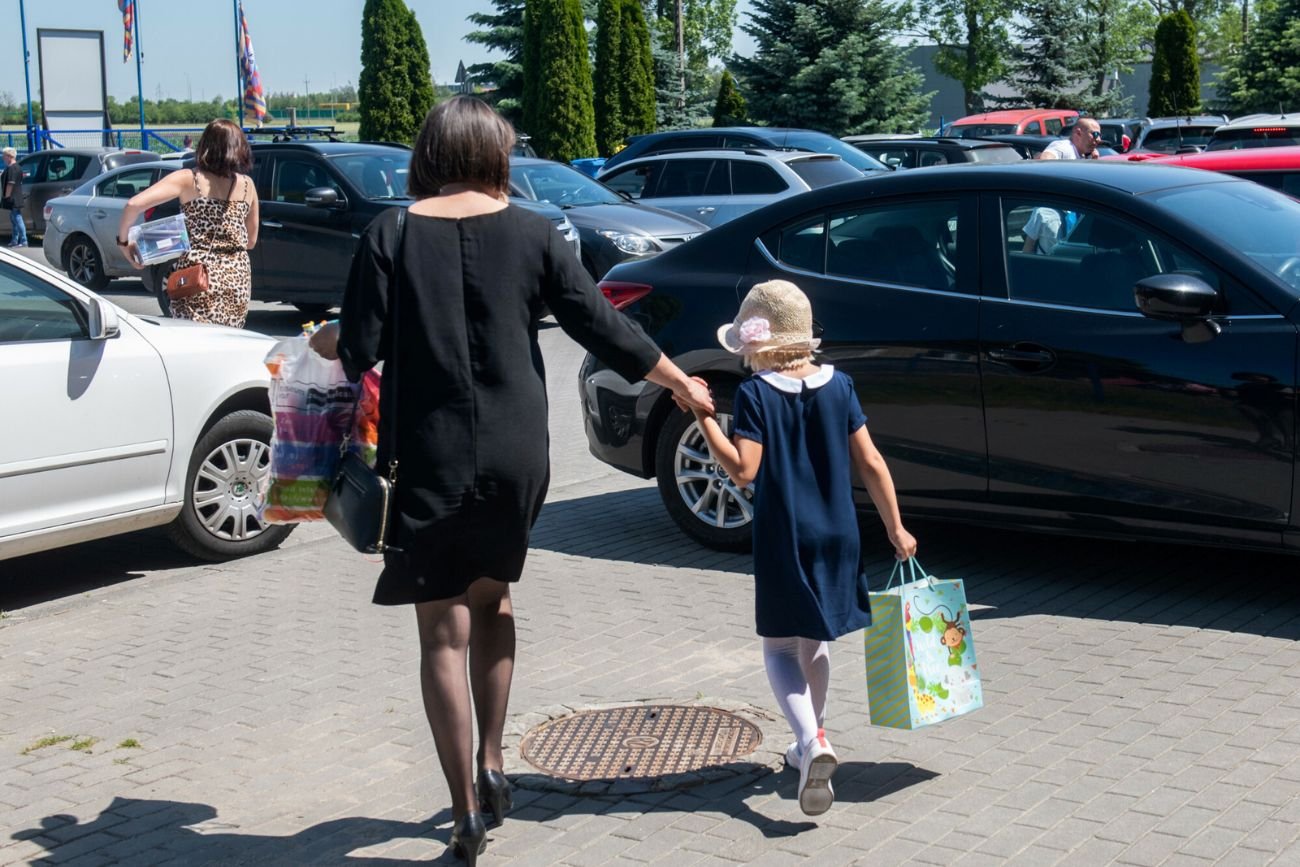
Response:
[762,636,830,751]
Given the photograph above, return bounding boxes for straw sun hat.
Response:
[716,280,821,356]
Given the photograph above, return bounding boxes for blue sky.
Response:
[5,1,756,106]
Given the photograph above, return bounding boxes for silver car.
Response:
[2,147,159,238]
[42,161,182,290]
[596,149,862,227]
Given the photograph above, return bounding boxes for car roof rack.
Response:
[244,124,345,142]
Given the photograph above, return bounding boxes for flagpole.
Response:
[233,0,244,128]
[133,0,146,145]
[18,0,35,151]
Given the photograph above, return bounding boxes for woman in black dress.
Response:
[311,97,711,863]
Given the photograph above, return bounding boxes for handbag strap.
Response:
[885,557,930,591]
[384,207,406,484]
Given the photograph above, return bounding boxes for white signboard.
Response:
[37,29,109,143]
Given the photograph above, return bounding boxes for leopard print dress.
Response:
[169,174,252,328]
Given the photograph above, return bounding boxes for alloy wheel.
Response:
[191,437,272,542]
[672,412,753,530]
[68,243,98,285]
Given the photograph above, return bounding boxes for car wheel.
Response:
[293,303,334,320]
[144,263,172,316]
[64,234,110,290]
[167,409,294,561]
[654,390,753,552]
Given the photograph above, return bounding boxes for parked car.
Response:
[939,109,1080,138]
[843,136,1022,169]
[597,149,862,228]
[1131,116,1228,154]
[0,248,294,562]
[595,127,890,178]
[1,147,158,238]
[42,161,183,290]
[975,134,1118,160]
[508,157,706,280]
[1110,145,1300,196]
[1206,114,1300,151]
[582,161,1300,553]
[43,142,580,316]
[1089,117,1151,153]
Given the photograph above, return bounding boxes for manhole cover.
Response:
[519,705,763,781]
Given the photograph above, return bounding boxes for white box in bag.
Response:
[128,214,191,265]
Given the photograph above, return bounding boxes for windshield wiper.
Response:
[370,195,410,200]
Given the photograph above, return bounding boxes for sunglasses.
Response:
[1077,128,1102,140]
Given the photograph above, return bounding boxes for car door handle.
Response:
[696,207,715,215]
[91,210,107,219]
[262,220,283,228]
[986,345,1056,372]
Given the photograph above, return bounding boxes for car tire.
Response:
[167,409,294,561]
[293,303,334,320]
[63,234,110,291]
[145,264,172,316]
[654,388,753,552]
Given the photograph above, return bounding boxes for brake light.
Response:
[144,207,156,220]
[599,280,653,310]
[43,204,53,221]
[1253,127,1288,133]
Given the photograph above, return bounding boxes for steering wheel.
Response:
[1278,256,1300,287]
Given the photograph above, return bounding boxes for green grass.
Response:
[21,734,73,755]
[69,737,99,752]
[117,738,141,749]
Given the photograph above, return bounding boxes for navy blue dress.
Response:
[731,366,872,641]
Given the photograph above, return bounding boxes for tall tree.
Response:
[617,0,658,141]
[1006,0,1089,109]
[524,0,597,161]
[911,0,1017,115]
[731,0,931,135]
[649,0,737,128]
[712,67,747,126]
[465,0,526,123]
[1220,0,1300,114]
[1077,0,1151,116]
[404,6,435,130]
[595,0,624,155]
[359,0,418,142]
[1149,10,1201,115]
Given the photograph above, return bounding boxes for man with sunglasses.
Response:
[1039,117,1103,160]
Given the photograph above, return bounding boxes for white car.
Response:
[0,249,293,562]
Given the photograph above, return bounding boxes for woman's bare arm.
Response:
[115,171,189,267]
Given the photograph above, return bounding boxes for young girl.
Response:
[677,279,917,816]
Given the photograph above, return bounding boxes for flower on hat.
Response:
[737,316,772,346]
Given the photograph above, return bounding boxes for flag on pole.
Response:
[118,0,134,62]
[238,1,267,126]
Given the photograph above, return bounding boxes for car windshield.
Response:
[1147,181,1300,293]
[1140,126,1217,152]
[786,157,864,188]
[510,162,623,207]
[1206,128,1300,151]
[949,124,1015,138]
[780,132,888,173]
[328,152,411,199]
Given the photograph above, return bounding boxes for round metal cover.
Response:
[519,705,763,781]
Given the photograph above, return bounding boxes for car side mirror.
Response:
[1135,273,1220,343]
[88,296,120,340]
[304,186,342,208]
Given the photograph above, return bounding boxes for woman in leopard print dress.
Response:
[117,119,259,328]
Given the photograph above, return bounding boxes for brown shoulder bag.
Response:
[166,171,239,300]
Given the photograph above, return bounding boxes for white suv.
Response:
[0,250,293,562]
[597,149,862,227]
[1206,114,1300,150]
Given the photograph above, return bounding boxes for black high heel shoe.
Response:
[449,811,487,866]
[477,769,513,826]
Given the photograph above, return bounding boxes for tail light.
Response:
[144,207,157,220]
[43,204,53,221]
[598,280,653,310]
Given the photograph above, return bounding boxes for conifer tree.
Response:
[595,0,624,156]
[1220,0,1300,115]
[1006,0,1089,109]
[404,5,435,132]
[525,0,597,161]
[616,0,657,143]
[1149,11,1200,116]
[465,1,526,123]
[712,68,747,126]
[359,0,418,142]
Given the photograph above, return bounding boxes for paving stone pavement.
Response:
[4,323,1300,866]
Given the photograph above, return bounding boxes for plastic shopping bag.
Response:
[261,330,380,524]
[863,559,983,729]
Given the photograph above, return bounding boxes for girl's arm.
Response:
[693,411,763,488]
[115,171,189,268]
[244,176,260,249]
[849,425,917,560]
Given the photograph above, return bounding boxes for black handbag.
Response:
[323,209,405,554]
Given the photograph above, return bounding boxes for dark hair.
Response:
[407,96,515,198]
[194,118,251,177]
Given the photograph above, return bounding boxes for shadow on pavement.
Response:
[11,797,457,865]
[532,488,1300,639]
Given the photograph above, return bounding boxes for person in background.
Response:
[2,147,28,248]
[117,119,259,327]
[309,96,712,865]
[1039,117,1102,160]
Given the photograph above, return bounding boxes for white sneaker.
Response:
[797,729,838,816]
[784,741,802,769]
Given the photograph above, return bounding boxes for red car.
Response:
[941,108,1080,139]
[1108,146,1300,196]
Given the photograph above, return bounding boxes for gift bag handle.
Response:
[885,557,933,591]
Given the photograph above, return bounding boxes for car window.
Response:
[330,152,410,199]
[967,146,1023,164]
[654,135,720,154]
[45,154,92,183]
[1141,126,1217,153]
[703,161,730,196]
[1206,128,1300,151]
[721,135,764,149]
[868,148,914,170]
[730,160,786,195]
[272,157,338,204]
[1045,118,1063,135]
[1003,197,1267,314]
[761,215,826,273]
[1025,121,1043,135]
[786,157,862,189]
[98,168,157,199]
[18,154,45,184]
[602,163,659,199]
[918,150,949,168]
[653,159,716,198]
[826,198,959,291]
[0,263,87,343]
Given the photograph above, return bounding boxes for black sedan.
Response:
[581,162,1300,553]
[509,157,707,279]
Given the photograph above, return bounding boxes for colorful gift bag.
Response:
[261,330,380,524]
[864,559,983,729]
